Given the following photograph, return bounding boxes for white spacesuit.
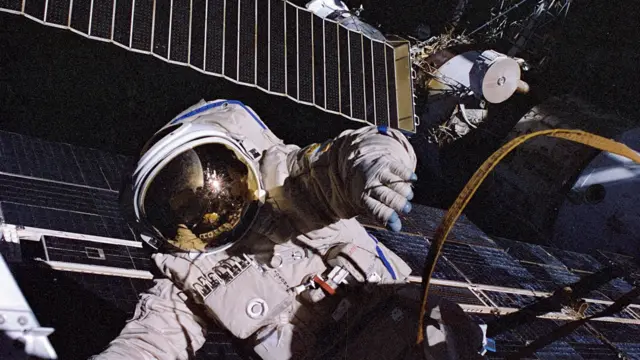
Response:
[90,100,485,360]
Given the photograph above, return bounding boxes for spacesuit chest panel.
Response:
[199,255,294,340]
[178,227,328,341]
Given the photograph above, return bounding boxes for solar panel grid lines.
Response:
[428,284,487,306]
[475,311,639,358]
[542,246,604,273]
[519,262,581,292]
[440,242,546,291]
[1,202,136,240]
[583,302,638,320]
[482,290,539,309]
[0,174,122,219]
[364,227,469,282]
[41,235,154,270]
[504,318,624,359]
[494,237,568,269]
[0,131,125,192]
[595,250,640,270]
[0,0,415,130]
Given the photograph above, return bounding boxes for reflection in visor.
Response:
[143,143,259,252]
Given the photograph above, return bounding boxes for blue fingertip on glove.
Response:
[387,212,402,232]
[403,202,412,214]
[410,172,418,181]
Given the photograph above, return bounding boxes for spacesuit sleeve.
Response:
[89,278,208,360]
[283,125,417,226]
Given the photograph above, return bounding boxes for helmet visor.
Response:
[142,143,260,252]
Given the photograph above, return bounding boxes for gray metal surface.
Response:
[0,254,57,359]
[552,127,640,258]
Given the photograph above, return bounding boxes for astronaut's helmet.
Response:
[126,104,265,253]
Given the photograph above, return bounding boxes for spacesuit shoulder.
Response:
[170,99,285,154]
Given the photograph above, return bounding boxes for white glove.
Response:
[346,126,417,232]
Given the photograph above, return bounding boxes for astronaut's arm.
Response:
[89,278,208,360]
[284,125,417,230]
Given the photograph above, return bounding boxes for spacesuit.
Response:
[90,100,485,360]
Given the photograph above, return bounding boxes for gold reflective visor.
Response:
[143,142,260,252]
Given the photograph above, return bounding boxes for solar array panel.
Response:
[360,203,500,249]
[43,235,152,270]
[494,237,567,268]
[0,131,135,240]
[483,317,624,359]
[1,201,135,240]
[0,130,132,190]
[366,227,469,282]
[596,250,640,270]
[0,0,417,132]
[483,291,538,309]
[519,263,580,292]
[0,173,121,218]
[542,246,604,273]
[443,242,544,290]
[594,323,640,360]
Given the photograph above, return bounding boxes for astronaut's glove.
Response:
[347,127,417,232]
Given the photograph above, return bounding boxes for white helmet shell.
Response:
[128,100,269,253]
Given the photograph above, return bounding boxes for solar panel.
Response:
[520,263,580,292]
[569,343,621,359]
[0,0,417,132]
[443,242,544,290]
[586,290,615,302]
[0,201,135,240]
[612,343,640,360]
[595,250,640,276]
[502,319,624,359]
[430,284,487,305]
[0,173,121,218]
[360,204,500,248]
[483,291,538,309]
[0,131,137,242]
[494,237,567,268]
[399,203,445,235]
[542,247,604,273]
[582,302,637,320]
[0,130,132,190]
[535,341,583,360]
[366,228,468,282]
[570,324,638,359]
[599,278,636,301]
[42,236,153,270]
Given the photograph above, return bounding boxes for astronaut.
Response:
[91,100,485,360]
